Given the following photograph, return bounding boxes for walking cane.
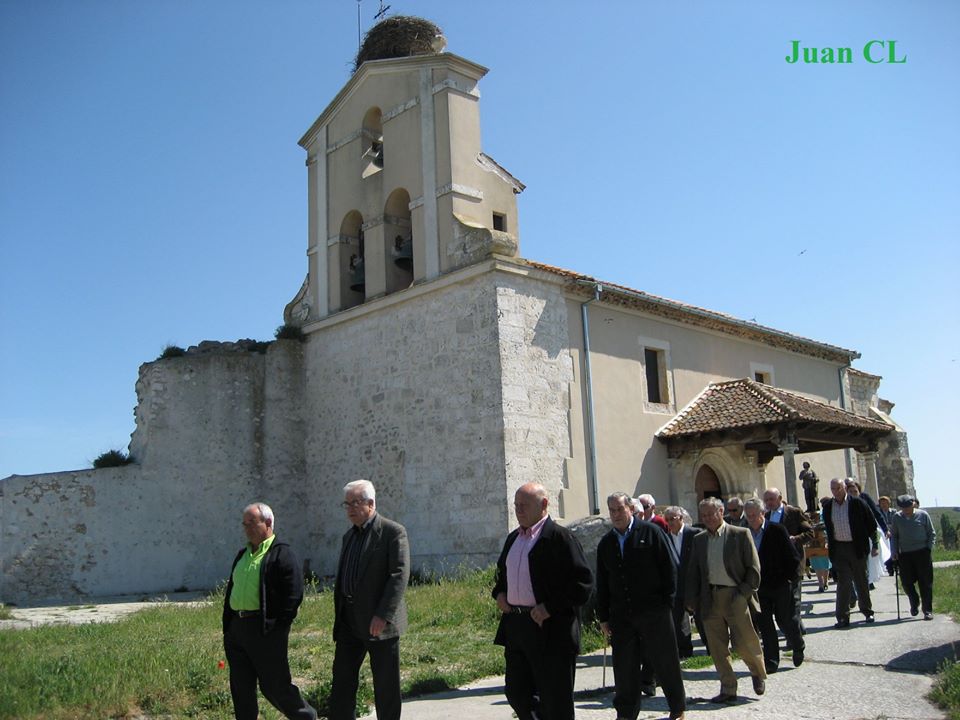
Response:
[894,563,901,620]
[602,639,607,688]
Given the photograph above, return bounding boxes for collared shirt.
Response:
[768,504,785,525]
[832,497,853,541]
[614,515,635,557]
[706,521,737,587]
[229,533,276,611]
[891,510,936,555]
[749,519,766,551]
[669,526,684,564]
[506,514,549,606]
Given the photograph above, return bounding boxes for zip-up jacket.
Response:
[222,537,304,635]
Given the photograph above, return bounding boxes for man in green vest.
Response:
[222,502,316,720]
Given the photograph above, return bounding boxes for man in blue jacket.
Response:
[222,502,316,720]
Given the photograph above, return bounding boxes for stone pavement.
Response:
[365,569,960,720]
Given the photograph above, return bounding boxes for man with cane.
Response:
[597,492,687,720]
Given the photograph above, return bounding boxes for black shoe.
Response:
[849,598,857,608]
[639,683,656,697]
[924,612,933,621]
[835,618,850,628]
[864,613,875,623]
[910,606,919,617]
[710,693,737,704]
[869,583,876,590]
[765,660,779,674]
[793,647,804,667]
[752,676,766,696]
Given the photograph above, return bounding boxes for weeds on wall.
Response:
[159,345,186,359]
[92,450,133,469]
[275,324,304,341]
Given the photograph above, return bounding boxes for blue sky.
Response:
[2,1,958,505]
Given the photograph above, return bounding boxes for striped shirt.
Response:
[832,497,853,542]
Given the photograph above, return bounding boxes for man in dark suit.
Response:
[743,498,805,672]
[493,482,594,720]
[597,492,687,720]
[663,505,700,659]
[330,479,410,720]
[762,486,813,638]
[222,502,317,720]
[823,477,879,627]
[685,497,767,704]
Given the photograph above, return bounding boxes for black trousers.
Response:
[672,605,694,658]
[223,616,316,720]
[752,583,804,671]
[899,547,934,614]
[502,612,577,720]
[610,607,686,719]
[330,622,401,720]
[832,542,872,620]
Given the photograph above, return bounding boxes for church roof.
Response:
[656,378,894,438]
[524,260,860,364]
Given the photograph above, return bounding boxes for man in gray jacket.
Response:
[890,494,936,620]
[330,479,410,720]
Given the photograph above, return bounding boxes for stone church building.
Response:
[0,21,913,604]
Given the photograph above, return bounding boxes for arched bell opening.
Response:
[361,107,383,179]
[383,188,413,294]
[339,210,365,309]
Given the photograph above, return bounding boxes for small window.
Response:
[644,348,665,403]
[750,362,775,387]
[492,212,506,232]
[755,371,769,384]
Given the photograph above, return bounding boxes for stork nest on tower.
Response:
[354,16,444,71]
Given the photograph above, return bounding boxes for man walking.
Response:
[744,498,805,672]
[493,482,593,720]
[222,502,317,720]
[763,486,813,637]
[663,505,700,658]
[823,477,879,627]
[890,494,936,620]
[685,497,767,704]
[330,480,410,720]
[597,492,687,720]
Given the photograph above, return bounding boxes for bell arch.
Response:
[383,188,413,294]
[338,210,364,309]
[361,107,383,179]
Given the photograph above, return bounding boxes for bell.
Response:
[349,255,365,293]
[392,235,413,272]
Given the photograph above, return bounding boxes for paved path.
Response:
[0,591,206,630]
[367,570,960,720]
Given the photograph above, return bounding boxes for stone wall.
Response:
[301,271,512,576]
[1,341,305,604]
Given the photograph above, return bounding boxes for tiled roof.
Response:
[523,260,860,363]
[657,378,894,438]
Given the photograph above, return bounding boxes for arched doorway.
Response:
[695,464,722,502]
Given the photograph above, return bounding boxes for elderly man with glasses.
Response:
[330,479,410,720]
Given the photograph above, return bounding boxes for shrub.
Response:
[275,324,304,341]
[92,450,133,468]
[159,345,186,360]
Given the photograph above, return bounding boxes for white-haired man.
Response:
[223,502,316,720]
[635,493,669,533]
[330,480,410,720]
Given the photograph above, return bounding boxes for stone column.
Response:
[779,439,800,507]
[667,457,681,506]
[862,451,881,498]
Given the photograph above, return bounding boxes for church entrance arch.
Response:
[695,464,722,502]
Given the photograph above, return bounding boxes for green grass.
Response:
[0,567,557,720]
[0,605,12,620]
[929,564,960,718]
[934,548,960,562]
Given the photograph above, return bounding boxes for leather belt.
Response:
[511,605,534,614]
[235,610,261,618]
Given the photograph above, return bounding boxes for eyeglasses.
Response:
[341,500,370,509]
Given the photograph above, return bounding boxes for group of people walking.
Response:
[220,473,935,720]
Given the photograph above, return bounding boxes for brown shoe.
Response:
[752,676,766,695]
[710,693,737,704]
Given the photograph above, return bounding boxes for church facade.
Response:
[0,38,912,604]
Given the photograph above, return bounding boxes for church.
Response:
[0,18,913,604]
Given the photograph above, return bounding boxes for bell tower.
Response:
[285,17,523,326]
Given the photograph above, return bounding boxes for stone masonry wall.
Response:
[302,272,510,576]
[1,341,305,604]
[495,274,574,514]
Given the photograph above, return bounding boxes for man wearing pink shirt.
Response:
[493,482,594,720]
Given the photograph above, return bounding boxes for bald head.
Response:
[514,483,548,529]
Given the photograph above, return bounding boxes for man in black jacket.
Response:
[744,498,804,672]
[222,502,316,720]
[823,478,879,627]
[493,482,593,720]
[597,492,687,720]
